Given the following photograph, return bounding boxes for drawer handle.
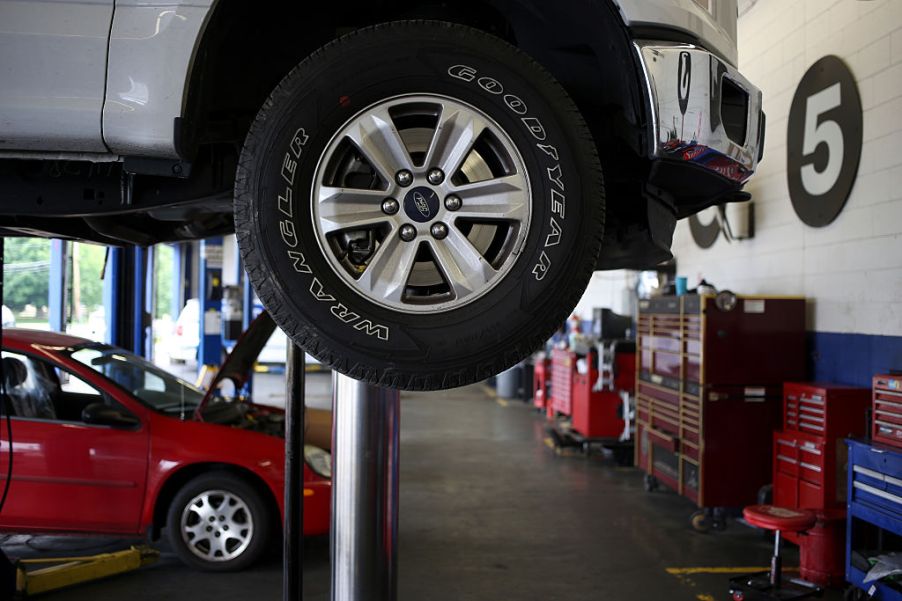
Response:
[800,445,822,455]
[800,461,822,472]
[853,481,902,507]
[777,439,797,448]
[854,465,885,480]
[777,454,798,464]
[876,388,902,398]
[799,405,825,416]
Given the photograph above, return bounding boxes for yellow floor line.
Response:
[496,398,509,407]
[697,595,716,601]
[481,385,497,399]
[667,566,799,575]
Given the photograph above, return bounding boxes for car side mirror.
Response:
[82,402,140,429]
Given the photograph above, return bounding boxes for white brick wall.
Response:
[669,0,902,337]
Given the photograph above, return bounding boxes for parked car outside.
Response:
[0,317,330,571]
[1,305,14,329]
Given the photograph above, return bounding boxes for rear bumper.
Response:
[635,41,764,184]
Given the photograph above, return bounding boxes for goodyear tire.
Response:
[235,21,604,390]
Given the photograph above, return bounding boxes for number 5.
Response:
[801,82,843,196]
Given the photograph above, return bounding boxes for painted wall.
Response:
[666,0,902,385]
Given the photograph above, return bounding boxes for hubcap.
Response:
[180,490,253,563]
[311,94,532,313]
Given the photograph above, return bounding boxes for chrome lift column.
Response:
[331,373,400,601]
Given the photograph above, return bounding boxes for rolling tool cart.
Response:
[634,294,806,531]
[844,439,902,601]
[774,382,871,587]
[533,354,551,412]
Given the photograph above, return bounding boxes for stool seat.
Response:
[743,505,817,533]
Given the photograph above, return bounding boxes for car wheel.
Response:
[235,20,604,391]
[166,473,270,571]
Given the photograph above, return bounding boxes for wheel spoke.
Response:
[356,233,419,304]
[344,107,413,183]
[429,228,497,298]
[451,175,528,221]
[318,187,391,234]
[423,106,489,176]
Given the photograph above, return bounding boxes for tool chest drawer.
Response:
[783,382,870,440]
[847,439,902,524]
[774,429,849,511]
[873,375,902,449]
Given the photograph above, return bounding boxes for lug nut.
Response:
[444,195,462,211]
[430,222,449,240]
[427,168,445,185]
[382,198,400,215]
[399,224,417,242]
[395,170,413,187]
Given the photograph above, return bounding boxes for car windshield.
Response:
[65,343,205,413]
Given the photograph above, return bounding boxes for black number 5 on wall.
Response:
[787,55,862,227]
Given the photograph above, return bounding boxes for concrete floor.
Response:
[2,376,842,601]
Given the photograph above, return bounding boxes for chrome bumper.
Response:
[635,41,764,184]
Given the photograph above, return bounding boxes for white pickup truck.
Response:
[0,0,762,389]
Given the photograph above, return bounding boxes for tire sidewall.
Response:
[166,473,269,572]
[237,23,602,384]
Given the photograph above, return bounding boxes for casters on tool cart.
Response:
[643,474,659,492]
[842,587,867,601]
[691,508,728,533]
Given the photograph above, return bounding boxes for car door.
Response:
[0,0,114,152]
[0,349,149,534]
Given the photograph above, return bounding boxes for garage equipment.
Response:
[550,348,576,416]
[873,375,902,449]
[284,344,305,601]
[13,545,159,598]
[331,373,399,601]
[635,294,806,530]
[727,505,822,601]
[774,382,870,586]
[532,355,550,412]
[571,340,635,440]
[844,439,902,601]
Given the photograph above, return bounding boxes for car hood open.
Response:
[196,310,278,415]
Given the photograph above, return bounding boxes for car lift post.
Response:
[284,343,305,601]
[330,373,400,601]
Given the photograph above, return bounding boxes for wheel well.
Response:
[183,0,653,266]
[150,463,281,540]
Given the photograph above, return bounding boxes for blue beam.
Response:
[171,243,184,320]
[198,237,224,371]
[48,239,67,332]
[102,247,124,346]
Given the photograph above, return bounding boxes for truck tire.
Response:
[235,20,604,391]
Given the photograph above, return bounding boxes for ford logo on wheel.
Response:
[414,192,431,219]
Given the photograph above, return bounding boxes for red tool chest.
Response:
[532,355,551,411]
[784,382,870,440]
[571,348,635,440]
[772,382,870,587]
[550,348,576,416]
[773,430,847,513]
[635,294,806,512]
[873,374,902,448]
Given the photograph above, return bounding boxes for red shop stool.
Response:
[728,505,823,601]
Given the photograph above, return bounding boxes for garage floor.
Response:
[3,375,843,601]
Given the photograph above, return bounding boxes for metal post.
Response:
[48,239,67,332]
[284,344,305,601]
[331,373,400,601]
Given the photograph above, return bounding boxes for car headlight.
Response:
[304,444,331,479]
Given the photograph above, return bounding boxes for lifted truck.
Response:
[0,0,762,390]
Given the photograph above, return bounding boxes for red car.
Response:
[0,313,331,571]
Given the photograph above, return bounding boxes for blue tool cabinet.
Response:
[846,439,902,600]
